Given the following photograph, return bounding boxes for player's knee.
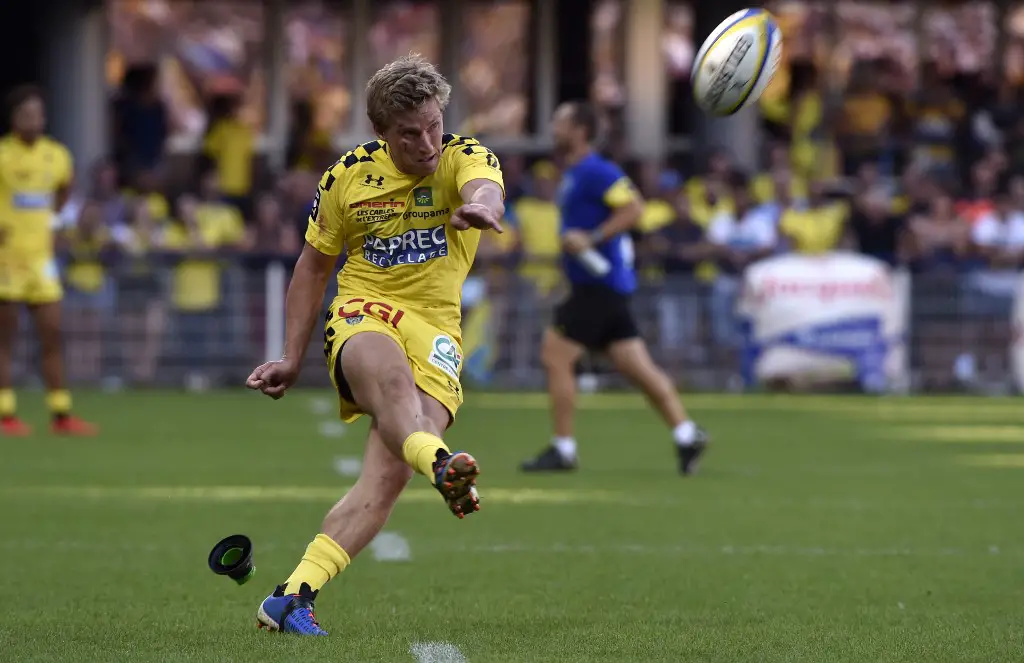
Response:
[541,338,570,372]
[377,365,418,406]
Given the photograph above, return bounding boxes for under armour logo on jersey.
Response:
[363,174,385,188]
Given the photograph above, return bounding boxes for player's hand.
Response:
[562,229,592,255]
[451,203,503,233]
[246,358,300,400]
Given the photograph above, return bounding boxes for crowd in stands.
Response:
[47,56,1024,392]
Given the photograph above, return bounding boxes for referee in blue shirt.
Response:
[521,102,709,475]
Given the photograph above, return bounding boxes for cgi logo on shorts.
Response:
[429,334,462,380]
[363,225,448,268]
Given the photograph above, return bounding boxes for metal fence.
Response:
[16,255,1021,394]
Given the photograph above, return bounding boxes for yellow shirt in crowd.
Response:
[780,202,848,255]
[204,119,255,197]
[164,203,245,311]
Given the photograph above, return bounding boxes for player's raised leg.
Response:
[0,301,28,435]
[30,303,96,435]
[606,337,708,474]
[337,331,479,516]
[522,327,585,471]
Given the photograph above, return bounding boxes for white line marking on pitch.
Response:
[410,641,467,663]
[318,420,346,438]
[333,456,362,476]
[371,531,411,562]
[309,398,333,415]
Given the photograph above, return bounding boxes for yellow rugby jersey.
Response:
[306,134,504,336]
[0,134,72,258]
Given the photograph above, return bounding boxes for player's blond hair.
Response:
[366,54,451,131]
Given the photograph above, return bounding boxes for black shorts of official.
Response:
[552,284,640,351]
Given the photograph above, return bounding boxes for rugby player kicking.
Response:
[247,55,504,636]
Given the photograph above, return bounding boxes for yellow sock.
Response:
[0,389,15,418]
[283,533,351,595]
[402,431,450,476]
[46,390,72,416]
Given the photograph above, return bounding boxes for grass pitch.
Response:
[2,391,1023,662]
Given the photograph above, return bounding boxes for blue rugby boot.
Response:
[432,449,480,519]
[256,582,328,636]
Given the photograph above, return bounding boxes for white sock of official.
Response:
[554,436,577,460]
[673,421,697,447]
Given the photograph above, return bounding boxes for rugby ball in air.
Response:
[691,8,783,116]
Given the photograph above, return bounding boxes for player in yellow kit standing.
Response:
[246,55,505,636]
[0,86,97,436]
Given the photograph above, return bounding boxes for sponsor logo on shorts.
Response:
[346,315,364,325]
[429,335,462,380]
[362,225,448,268]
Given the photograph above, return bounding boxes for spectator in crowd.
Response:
[957,157,999,224]
[908,63,966,177]
[114,198,168,387]
[706,171,779,378]
[849,186,908,267]
[836,59,896,176]
[91,158,130,228]
[242,193,300,257]
[962,180,1024,388]
[511,160,562,299]
[649,193,715,373]
[905,189,972,389]
[685,148,734,225]
[61,201,116,384]
[197,170,246,242]
[164,193,245,390]
[779,180,848,255]
[202,94,255,217]
[752,141,808,206]
[112,64,168,176]
[124,168,170,224]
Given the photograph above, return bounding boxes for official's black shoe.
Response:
[676,426,710,475]
[520,446,578,472]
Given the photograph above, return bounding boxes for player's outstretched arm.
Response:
[451,179,505,233]
[246,242,336,399]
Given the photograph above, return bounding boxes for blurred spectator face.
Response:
[930,193,954,220]
[255,195,281,227]
[1010,175,1024,207]
[176,195,200,225]
[772,168,793,198]
[135,170,161,194]
[672,190,691,219]
[12,95,45,138]
[94,162,119,197]
[972,161,997,197]
[732,182,751,212]
[768,143,789,171]
[200,172,222,201]
[78,202,103,235]
[858,161,880,188]
[532,171,558,201]
[707,150,731,178]
[551,103,586,153]
[807,179,825,206]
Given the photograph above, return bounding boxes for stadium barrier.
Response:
[19,252,1024,395]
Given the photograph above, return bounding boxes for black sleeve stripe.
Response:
[323,172,337,192]
[362,141,383,155]
[342,153,359,168]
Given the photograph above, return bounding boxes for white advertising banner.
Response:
[737,252,909,392]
